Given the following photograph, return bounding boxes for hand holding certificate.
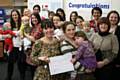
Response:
[49,53,74,75]
[38,56,50,63]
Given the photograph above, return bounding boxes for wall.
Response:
[0,0,13,6]
[112,0,120,12]
[28,0,120,20]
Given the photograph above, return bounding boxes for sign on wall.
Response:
[28,0,63,18]
[64,0,112,20]
[0,9,6,28]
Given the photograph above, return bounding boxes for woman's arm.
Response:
[89,33,95,41]
[24,33,35,42]
[107,35,119,62]
[0,34,12,40]
[30,40,41,65]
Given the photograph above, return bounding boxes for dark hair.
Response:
[107,10,120,25]
[33,4,41,11]
[52,13,63,29]
[43,20,55,29]
[98,17,110,32]
[56,8,66,21]
[70,11,78,22]
[62,21,75,33]
[76,16,84,22]
[92,7,102,16]
[48,11,55,16]
[10,9,21,30]
[31,13,41,26]
[52,13,63,21]
[75,31,88,40]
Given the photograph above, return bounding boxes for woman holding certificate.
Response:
[30,20,64,80]
[61,21,96,80]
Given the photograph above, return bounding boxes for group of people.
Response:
[0,4,120,80]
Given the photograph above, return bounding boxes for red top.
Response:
[30,23,43,40]
[89,20,98,32]
[0,30,16,44]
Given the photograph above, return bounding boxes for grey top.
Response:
[90,33,119,63]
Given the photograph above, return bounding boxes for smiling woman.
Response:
[107,10,120,80]
[89,7,102,32]
[60,21,77,80]
[90,17,119,80]
[30,20,65,80]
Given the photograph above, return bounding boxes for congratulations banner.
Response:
[64,0,112,20]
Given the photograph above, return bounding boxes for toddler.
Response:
[20,16,32,50]
[0,22,17,55]
[82,21,94,39]
[71,31,97,79]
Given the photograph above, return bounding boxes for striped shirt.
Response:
[60,40,77,55]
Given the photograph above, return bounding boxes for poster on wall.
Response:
[64,0,112,20]
[28,0,63,18]
[0,9,6,28]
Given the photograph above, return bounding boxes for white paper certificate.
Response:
[49,53,74,75]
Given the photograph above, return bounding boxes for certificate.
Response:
[49,53,74,75]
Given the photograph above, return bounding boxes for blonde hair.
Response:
[22,16,29,21]
[82,21,90,27]
[23,8,31,17]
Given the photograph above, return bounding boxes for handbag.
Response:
[95,39,104,61]
[95,49,103,61]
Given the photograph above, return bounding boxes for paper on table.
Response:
[49,53,74,75]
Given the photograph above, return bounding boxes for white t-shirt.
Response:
[12,31,22,48]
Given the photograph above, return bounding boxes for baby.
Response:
[54,21,64,40]
[0,22,17,55]
[20,16,32,50]
[82,21,94,39]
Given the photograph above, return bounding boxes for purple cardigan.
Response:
[75,41,97,69]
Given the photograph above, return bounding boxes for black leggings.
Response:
[7,47,26,80]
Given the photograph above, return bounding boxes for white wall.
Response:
[28,0,120,20]
[111,0,120,12]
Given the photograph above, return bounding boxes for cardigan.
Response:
[90,33,119,63]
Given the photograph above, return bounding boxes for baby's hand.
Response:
[85,69,92,73]
[71,58,76,63]
[15,31,20,36]
[97,61,105,68]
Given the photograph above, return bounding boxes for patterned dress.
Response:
[30,38,65,80]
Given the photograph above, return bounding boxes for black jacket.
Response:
[114,25,120,65]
